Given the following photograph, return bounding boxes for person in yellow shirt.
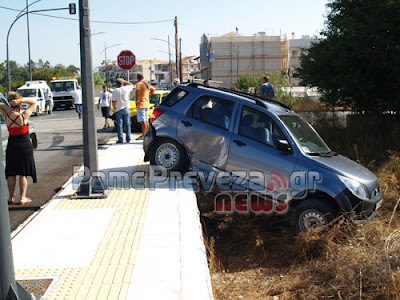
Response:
[135,73,155,140]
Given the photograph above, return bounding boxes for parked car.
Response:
[0,93,37,150]
[143,83,382,233]
[111,90,170,131]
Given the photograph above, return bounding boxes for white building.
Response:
[200,32,289,88]
[288,35,314,86]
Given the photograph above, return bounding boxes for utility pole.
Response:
[26,0,32,81]
[73,0,107,198]
[179,38,183,82]
[174,16,179,81]
[168,35,172,88]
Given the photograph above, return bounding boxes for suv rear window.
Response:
[188,95,234,130]
[161,88,187,107]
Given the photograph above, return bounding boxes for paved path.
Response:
[11,139,213,300]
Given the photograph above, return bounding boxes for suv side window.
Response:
[188,96,234,130]
[162,88,188,107]
[239,105,286,146]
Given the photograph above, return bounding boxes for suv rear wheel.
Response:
[150,138,188,172]
[292,198,337,234]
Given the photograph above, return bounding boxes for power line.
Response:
[0,5,173,24]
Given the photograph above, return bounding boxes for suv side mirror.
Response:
[275,139,291,152]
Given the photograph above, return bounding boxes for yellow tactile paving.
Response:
[15,161,151,299]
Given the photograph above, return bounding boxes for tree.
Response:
[297,0,400,112]
[231,71,301,107]
[0,60,80,95]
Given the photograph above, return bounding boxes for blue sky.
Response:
[0,0,329,69]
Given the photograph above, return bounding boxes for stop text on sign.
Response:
[117,50,136,70]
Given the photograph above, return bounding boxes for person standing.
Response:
[112,78,133,143]
[173,78,180,88]
[45,88,53,114]
[135,73,155,140]
[97,84,112,128]
[0,92,37,205]
[72,85,83,119]
[259,75,275,100]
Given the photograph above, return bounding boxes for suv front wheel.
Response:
[150,138,188,172]
[292,198,337,234]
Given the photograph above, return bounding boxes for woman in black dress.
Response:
[0,92,36,205]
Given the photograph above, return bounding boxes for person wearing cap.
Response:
[173,78,180,88]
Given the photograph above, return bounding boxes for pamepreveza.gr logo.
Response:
[72,166,322,214]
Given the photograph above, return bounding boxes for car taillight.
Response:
[151,107,164,123]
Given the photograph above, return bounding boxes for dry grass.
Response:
[199,115,400,299]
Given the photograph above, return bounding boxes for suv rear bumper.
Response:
[143,125,155,162]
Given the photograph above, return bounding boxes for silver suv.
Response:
[143,84,382,233]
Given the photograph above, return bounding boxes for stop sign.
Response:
[117,50,136,70]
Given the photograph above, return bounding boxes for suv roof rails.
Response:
[187,82,291,110]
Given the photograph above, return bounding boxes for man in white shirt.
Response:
[97,84,112,128]
[72,85,83,119]
[112,78,133,143]
[45,88,53,114]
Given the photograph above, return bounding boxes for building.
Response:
[288,34,314,86]
[200,32,289,88]
[181,56,200,82]
[97,59,170,86]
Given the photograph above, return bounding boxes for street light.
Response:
[150,37,174,88]
[7,4,75,93]
[9,0,42,84]
[100,43,122,63]
[77,31,105,45]
[100,43,122,85]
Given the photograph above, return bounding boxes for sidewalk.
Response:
[11,138,214,300]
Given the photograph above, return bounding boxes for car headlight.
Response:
[338,175,369,200]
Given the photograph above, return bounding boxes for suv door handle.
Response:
[181,120,192,127]
[233,139,246,146]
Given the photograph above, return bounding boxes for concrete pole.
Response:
[174,16,179,81]
[0,125,33,299]
[0,127,17,299]
[75,0,105,197]
[168,35,172,88]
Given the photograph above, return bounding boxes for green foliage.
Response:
[231,73,262,94]
[231,71,301,107]
[93,73,106,87]
[297,0,400,112]
[0,60,80,95]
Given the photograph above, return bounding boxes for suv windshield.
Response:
[50,81,75,92]
[280,115,331,155]
[17,89,36,98]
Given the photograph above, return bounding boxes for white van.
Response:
[16,80,51,116]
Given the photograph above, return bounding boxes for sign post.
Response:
[117,50,136,80]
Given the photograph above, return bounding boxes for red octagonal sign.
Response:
[117,50,136,70]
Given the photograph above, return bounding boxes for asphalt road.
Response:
[7,108,130,232]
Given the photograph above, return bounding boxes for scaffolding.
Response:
[209,33,289,87]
